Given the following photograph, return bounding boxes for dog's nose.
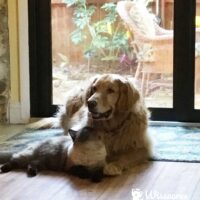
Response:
[87,100,97,111]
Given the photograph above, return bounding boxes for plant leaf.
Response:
[70,29,86,44]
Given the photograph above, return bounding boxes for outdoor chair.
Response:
[117,1,200,95]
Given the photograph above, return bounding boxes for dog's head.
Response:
[85,74,140,120]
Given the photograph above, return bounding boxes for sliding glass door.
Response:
[51,0,174,108]
[29,0,200,122]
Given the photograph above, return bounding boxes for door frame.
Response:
[29,0,57,117]
[8,0,30,123]
[28,0,200,122]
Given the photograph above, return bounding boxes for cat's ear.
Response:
[68,129,77,142]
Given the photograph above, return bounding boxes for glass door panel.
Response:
[195,0,200,109]
[51,0,173,108]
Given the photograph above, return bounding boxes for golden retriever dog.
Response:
[30,74,151,176]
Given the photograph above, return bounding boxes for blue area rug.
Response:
[0,126,200,163]
[149,126,200,163]
[0,129,64,163]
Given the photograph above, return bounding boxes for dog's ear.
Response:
[85,76,99,102]
[68,129,78,142]
[116,79,140,111]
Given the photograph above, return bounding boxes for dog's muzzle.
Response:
[87,100,112,120]
[89,109,112,120]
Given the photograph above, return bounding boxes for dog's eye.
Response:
[92,86,97,92]
[107,88,115,94]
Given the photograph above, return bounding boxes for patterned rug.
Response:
[0,126,200,163]
[149,126,200,163]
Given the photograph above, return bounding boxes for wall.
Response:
[8,0,20,104]
[0,0,9,123]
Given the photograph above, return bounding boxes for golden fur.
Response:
[29,74,151,175]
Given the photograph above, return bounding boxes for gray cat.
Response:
[0,127,106,182]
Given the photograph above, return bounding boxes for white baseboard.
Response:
[9,102,30,124]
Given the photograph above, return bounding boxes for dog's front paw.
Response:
[103,163,122,176]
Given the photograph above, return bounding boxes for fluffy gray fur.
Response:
[1,127,106,181]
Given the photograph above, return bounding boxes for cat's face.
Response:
[68,127,106,169]
[69,127,103,143]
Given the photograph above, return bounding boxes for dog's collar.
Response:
[103,112,132,135]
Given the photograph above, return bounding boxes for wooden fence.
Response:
[51,3,80,66]
[51,0,173,66]
[51,2,107,66]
